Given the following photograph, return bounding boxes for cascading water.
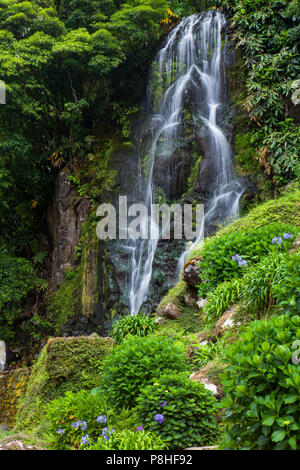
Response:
[126,10,244,315]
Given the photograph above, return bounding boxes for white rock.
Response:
[0,341,6,372]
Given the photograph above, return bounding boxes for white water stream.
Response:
[127,11,244,315]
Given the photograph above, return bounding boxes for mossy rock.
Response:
[15,335,113,430]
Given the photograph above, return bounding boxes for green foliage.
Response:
[136,372,219,449]
[46,387,139,449]
[102,335,190,408]
[0,0,169,251]
[238,252,292,317]
[0,252,46,343]
[271,252,300,316]
[224,0,300,183]
[111,312,157,344]
[221,314,300,450]
[86,429,167,450]
[204,249,300,322]
[198,223,297,296]
[47,267,81,333]
[203,278,242,321]
[190,336,227,369]
[16,337,113,430]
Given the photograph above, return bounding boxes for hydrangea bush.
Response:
[136,373,219,449]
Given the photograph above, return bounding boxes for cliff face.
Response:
[47,170,91,291]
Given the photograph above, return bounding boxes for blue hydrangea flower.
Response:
[154,414,164,424]
[283,233,293,240]
[57,428,65,435]
[80,434,90,445]
[159,400,167,407]
[272,236,283,245]
[96,415,107,424]
[136,426,144,431]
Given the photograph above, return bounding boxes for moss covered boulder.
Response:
[16,335,113,429]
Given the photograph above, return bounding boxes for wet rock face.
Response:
[47,170,91,291]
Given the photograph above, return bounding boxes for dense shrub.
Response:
[197,223,297,296]
[0,252,46,342]
[111,312,157,344]
[271,252,300,316]
[136,373,219,449]
[86,429,167,450]
[46,388,138,450]
[102,336,190,408]
[221,314,300,450]
[223,0,300,183]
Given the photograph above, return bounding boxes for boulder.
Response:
[190,365,224,399]
[154,316,166,325]
[161,303,182,320]
[289,236,300,254]
[196,298,207,310]
[182,257,203,287]
[184,293,196,307]
[214,304,239,337]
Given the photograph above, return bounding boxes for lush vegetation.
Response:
[0,0,299,453]
[111,311,157,343]
[197,222,297,296]
[221,314,300,450]
[136,373,219,449]
[102,335,189,408]
[224,0,300,184]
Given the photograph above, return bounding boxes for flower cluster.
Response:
[159,400,167,407]
[96,415,107,424]
[154,413,164,424]
[272,236,283,245]
[102,427,116,441]
[71,420,87,431]
[272,233,293,244]
[232,254,248,267]
[80,434,90,446]
[136,426,144,431]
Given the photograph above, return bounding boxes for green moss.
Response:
[0,368,31,427]
[47,266,82,334]
[15,336,113,431]
[188,185,300,261]
[157,280,189,310]
[234,133,258,175]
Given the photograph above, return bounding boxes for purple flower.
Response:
[136,426,144,431]
[154,414,164,424]
[56,428,65,435]
[283,233,293,240]
[272,236,283,245]
[96,415,107,424]
[80,420,87,431]
[102,427,116,441]
[232,254,247,267]
[80,434,90,445]
[159,400,167,407]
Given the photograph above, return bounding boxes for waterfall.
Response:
[126,10,244,315]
